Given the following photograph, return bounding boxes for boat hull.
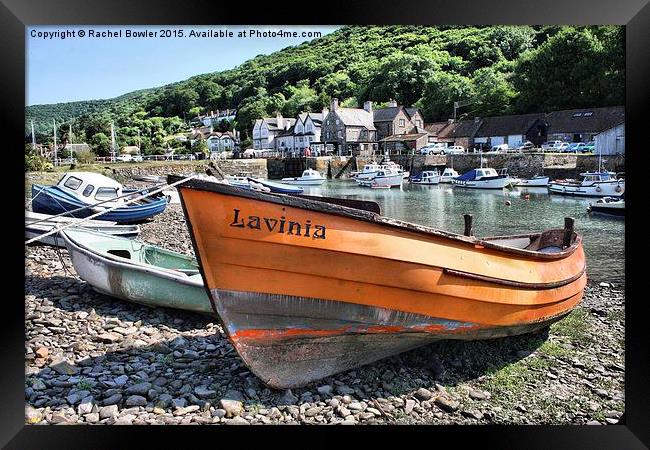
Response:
[61,229,212,315]
[175,179,586,388]
[357,173,403,188]
[280,178,326,186]
[31,185,168,223]
[452,177,509,189]
[548,180,624,197]
[514,177,550,187]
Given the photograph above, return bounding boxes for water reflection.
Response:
[301,180,624,283]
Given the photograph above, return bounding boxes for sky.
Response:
[26,25,340,106]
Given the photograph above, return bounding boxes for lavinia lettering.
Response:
[230,209,326,239]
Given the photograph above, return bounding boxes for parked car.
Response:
[541,140,564,151]
[116,154,133,162]
[517,141,536,152]
[565,142,588,153]
[555,143,570,152]
[487,144,509,153]
[419,143,448,155]
[582,142,595,153]
[446,145,465,154]
[132,154,143,162]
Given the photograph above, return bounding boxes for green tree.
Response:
[472,68,516,116]
[416,72,475,121]
[513,28,614,112]
[282,80,319,117]
[90,132,111,156]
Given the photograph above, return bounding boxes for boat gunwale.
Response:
[169,175,581,260]
[60,229,203,289]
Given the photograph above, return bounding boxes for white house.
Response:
[594,122,625,155]
[294,111,325,153]
[200,110,236,127]
[206,131,238,153]
[252,114,295,150]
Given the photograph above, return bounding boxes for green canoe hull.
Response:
[61,228,213,315]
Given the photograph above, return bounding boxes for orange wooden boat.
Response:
[171,175,587,389]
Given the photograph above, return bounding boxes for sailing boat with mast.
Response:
[548,146,624,197]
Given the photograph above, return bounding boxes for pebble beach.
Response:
[25,203,625,425]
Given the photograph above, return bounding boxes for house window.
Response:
[399,119,405,127]
[416,120,422,127]
[337,131,342,138]
[336,119,340,125]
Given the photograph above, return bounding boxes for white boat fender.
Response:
[615,185,622,193]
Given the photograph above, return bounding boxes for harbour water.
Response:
[299,180,625,284]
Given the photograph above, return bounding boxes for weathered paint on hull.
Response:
[212,289,574,388]
[175,178,586,388]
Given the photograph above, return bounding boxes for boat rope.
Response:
[25,185,45,207]
[25,174,197,245]
[26,181,172,228]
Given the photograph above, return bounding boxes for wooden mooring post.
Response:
[463,214,473,236]
[563,217,575,248]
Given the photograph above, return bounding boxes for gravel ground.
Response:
[25,204,625,425]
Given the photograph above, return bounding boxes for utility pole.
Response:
[110,122,116,162]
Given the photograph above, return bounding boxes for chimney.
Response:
[330,98,338,111]
[388,99,397,108]
[276,112,284,129]
[363,101,373,113]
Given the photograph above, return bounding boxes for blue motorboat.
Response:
[31,172,168,223]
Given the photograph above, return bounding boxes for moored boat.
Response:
[452,167,510,189]
[514,176,550,187]
[61,228,212,315]
[357,167,403,188]
[548,171,624,197]
[410,170,441,185]
[281,169,326,186]
[31,172,168,223]
[439,167,459,183]
[587,196,625,217]
[172,175,587,389]
[25,211,140,247]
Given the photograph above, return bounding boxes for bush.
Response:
[75,149,96,164]
[25,155,54,172]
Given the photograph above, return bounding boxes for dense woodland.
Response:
[25,25,624,156]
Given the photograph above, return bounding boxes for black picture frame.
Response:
[5,0,648,447]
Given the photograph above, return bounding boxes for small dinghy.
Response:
[172,175,586,389]
[32,172,168,223]
[514,176,550,187]
[61,228,212,315]
[25,211,140,247]
[587,196,625,217]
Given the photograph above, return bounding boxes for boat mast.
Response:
[31,120,36,153]
[110,122,116,162]
[53,118,57,166]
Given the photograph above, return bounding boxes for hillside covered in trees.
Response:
[25,25,624,156]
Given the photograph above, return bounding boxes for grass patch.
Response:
[538,340,573,359]
[550,308,592,343]
[607,309,625,322]
[483,360,531,398]
[76,378,92,390]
